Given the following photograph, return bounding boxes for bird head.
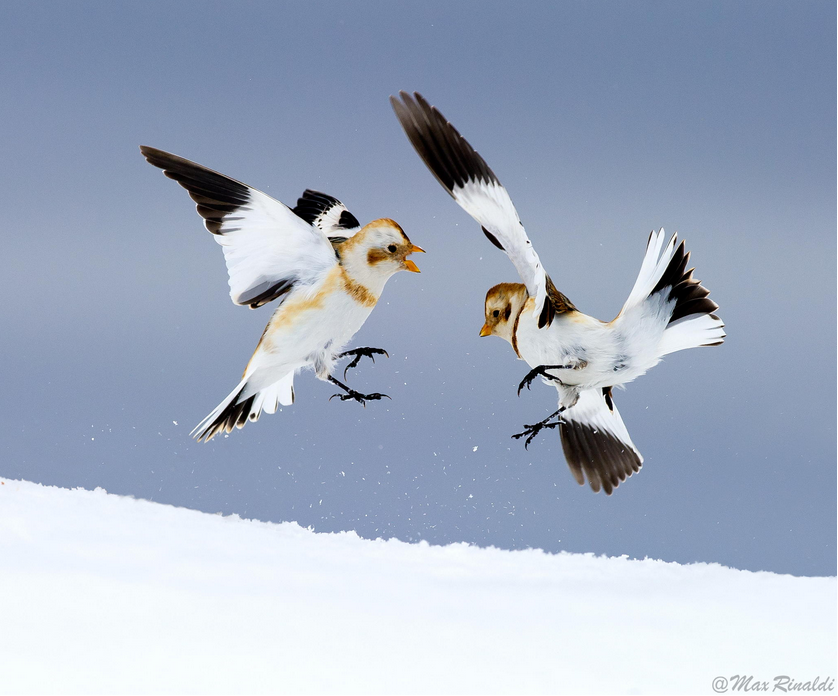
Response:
[340,218,424,291]
[480,283,528,344]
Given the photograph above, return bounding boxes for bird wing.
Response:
[391,92,568,328]
[140,146,338,309]
[292,189,361,240]
[559,388,643,495]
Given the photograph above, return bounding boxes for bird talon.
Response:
[328,375,390,406]
[511,409,564,448]
[340,347,390,380]
[517,364,573,396]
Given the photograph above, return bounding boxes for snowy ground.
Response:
[0,479,834,695]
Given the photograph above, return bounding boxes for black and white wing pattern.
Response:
[559,388,643,495]
[140,146,337,309]
[292,189,361,240]
[391,91,571,327]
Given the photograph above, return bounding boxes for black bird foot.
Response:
[517,364,574,396]
[339,347,389,380]
[327,375,391,406]
[511,409,564,449]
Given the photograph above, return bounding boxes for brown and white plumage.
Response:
[141,146,423,442]
[391,92,724,494]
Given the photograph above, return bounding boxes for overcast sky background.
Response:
[1,1,834,576]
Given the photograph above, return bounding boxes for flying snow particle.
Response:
[472,446,478,452]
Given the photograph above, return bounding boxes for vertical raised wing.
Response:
[391,91,572,327]
[140,146,338,309]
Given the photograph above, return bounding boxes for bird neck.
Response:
[495,285,529,346]
[337,246,389,298]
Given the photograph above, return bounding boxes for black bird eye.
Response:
[388,244,397,253]
[492,309,500,318]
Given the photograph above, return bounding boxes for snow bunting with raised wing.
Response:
[141,146,424,442]
[391,92,724,494]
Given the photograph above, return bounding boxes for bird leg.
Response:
[339,347,389,380]
[512,408,565,450]
[517,363,581,396]
[327,375,390,406]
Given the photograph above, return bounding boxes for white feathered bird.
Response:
[391,92,724,494]
[141,146,424,442]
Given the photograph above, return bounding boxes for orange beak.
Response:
[403,244,425,273]
[479,323,492,337]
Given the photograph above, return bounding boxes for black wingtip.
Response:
[391,91,500,195]
[560,419,642,495]
[140,146,252,235]
[559,390,642,495]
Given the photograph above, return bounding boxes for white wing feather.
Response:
[562,389,641,460]
[140,146,337,309]
[391,93,548,320]
[453,180,548,319]
[212,187,337,307]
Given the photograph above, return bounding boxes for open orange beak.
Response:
[479,323,492,337]
[403,244,425,273]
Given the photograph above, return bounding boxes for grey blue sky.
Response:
[1,1,834,575]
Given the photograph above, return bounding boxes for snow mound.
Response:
[0,478,834,695]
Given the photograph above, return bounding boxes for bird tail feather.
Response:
[621,229,725,356]
[191,371,295,442]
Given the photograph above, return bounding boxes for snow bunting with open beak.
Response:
[391,92,724,494]
[141,146,424,443]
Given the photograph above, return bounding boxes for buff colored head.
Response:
[480,282,528,344]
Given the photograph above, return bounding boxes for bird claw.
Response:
[329,390,391,406]
[512,420,561,449]
[517,364,572,396]
[511,409,564,449]
[340,347,389,380]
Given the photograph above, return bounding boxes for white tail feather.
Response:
[659,313,725,356]
[275,371,295,407]
[622,229,677,312]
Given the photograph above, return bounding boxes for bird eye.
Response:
[492,309,500,318]
[388,244,397,253]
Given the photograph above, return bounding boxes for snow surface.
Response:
[0,479,834,696]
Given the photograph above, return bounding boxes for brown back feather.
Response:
[538,275,577,328]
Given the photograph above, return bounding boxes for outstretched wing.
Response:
[140,146,337,309]
[391,91,572,327]
[292,189,361,239]
[559,388,643,495]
